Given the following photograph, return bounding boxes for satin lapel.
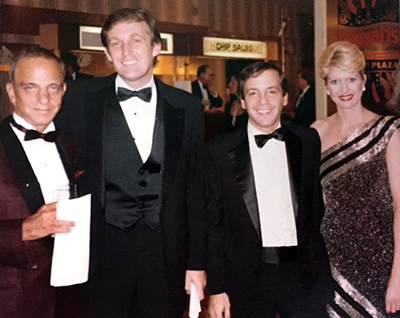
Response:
[55,136,76,185]
[156,81,184,203]
[282,123,302,219]
[228,129,261,237]
[0,117,44,215]
[84,84,114,206]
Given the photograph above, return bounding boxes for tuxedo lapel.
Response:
[156,79,184,203]
[282,123,302,218]
[55,137,77,185]
[0,117,44,215]
[228,128,261,237]
[84,83,114,206]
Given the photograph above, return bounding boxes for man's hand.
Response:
[22,202,75,241]
[185,270,206,300]
[201,99,211,108]
[208,293,231,318]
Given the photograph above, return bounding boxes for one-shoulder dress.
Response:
[320,116,400,318]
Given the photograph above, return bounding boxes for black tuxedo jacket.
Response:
[205,122,331,295]
[293,85,316,127]
[191,80,223,109]
[0,116,77,318]
[56,73,206,290]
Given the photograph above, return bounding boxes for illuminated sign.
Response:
[79,26,173,54]
[203,37,267,59]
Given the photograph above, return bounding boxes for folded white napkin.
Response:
[189,283,201,318]
[50,194,91,287]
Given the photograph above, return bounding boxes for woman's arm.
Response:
[385,128,400,314]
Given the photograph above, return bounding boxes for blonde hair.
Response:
[317,41,365,81]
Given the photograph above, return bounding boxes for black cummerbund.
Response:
[262,246,298,264]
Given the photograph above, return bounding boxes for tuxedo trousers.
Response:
[225,260,327,318]
[79,220,186,318]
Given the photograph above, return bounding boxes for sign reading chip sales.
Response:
[203,37,267,59]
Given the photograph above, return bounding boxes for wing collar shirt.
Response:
[11,113,69,204]
[116,75,157,163]
[248,122,297,247]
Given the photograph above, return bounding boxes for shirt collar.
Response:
[115,75,154,93]
[248,121,281,138]
[12,112,55,134]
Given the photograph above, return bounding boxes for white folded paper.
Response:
[189,283,201,318]
[50,194,91,287]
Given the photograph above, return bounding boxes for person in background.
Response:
[312,41,400,317]
[0,47,76,318]
[60,51,93,81]
[292,69,316,126]
[206,61,332,318]
[386,62,400,116]
[55,7,206,318]
[223,73,248,133]
[192,64,223,109]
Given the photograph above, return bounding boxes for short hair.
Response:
[101,8,162,49]
[237,61,288,100]
[60,51,80,72]
[297,69,315,86]
[197,65,209,77]
[9,47,65,83]
[317,41,365,81]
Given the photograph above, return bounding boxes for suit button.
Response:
[139,181,147,188]
[25,183,30,187]
[32,265,38,269]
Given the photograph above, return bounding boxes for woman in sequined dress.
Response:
[311,41,400,317]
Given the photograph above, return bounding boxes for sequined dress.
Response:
[320,116,400,318]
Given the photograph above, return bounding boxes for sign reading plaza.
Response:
[203,37,267,59]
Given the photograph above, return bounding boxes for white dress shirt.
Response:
[116,76,157,163]
[248,123,297,247]
[11,113,69,204]
[197,80,209,100]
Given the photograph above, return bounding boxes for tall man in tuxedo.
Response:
[206,62,332,318]
[0,48,76,317]
[292,69,316,127]
[191,64,223,109]
[55,8,206,318]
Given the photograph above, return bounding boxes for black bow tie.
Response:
[254,128,285,148]
[10,118,58,142]
[117,87,152,102]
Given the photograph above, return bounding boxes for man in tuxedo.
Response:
[55,8,206,318]
[206,61,332,318]
[0,47,76,317]
[60,51,93,81]
[292,69,316,126]
[191,64,223,109]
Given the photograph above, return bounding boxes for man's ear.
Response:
[103,47,113,64]
[240,98,247,110]
[6,83,16,106]
[152,41,161,58]
[283,94,288,107]
[62,82,67,95]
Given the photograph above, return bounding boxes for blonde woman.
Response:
[312,41,400,317]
